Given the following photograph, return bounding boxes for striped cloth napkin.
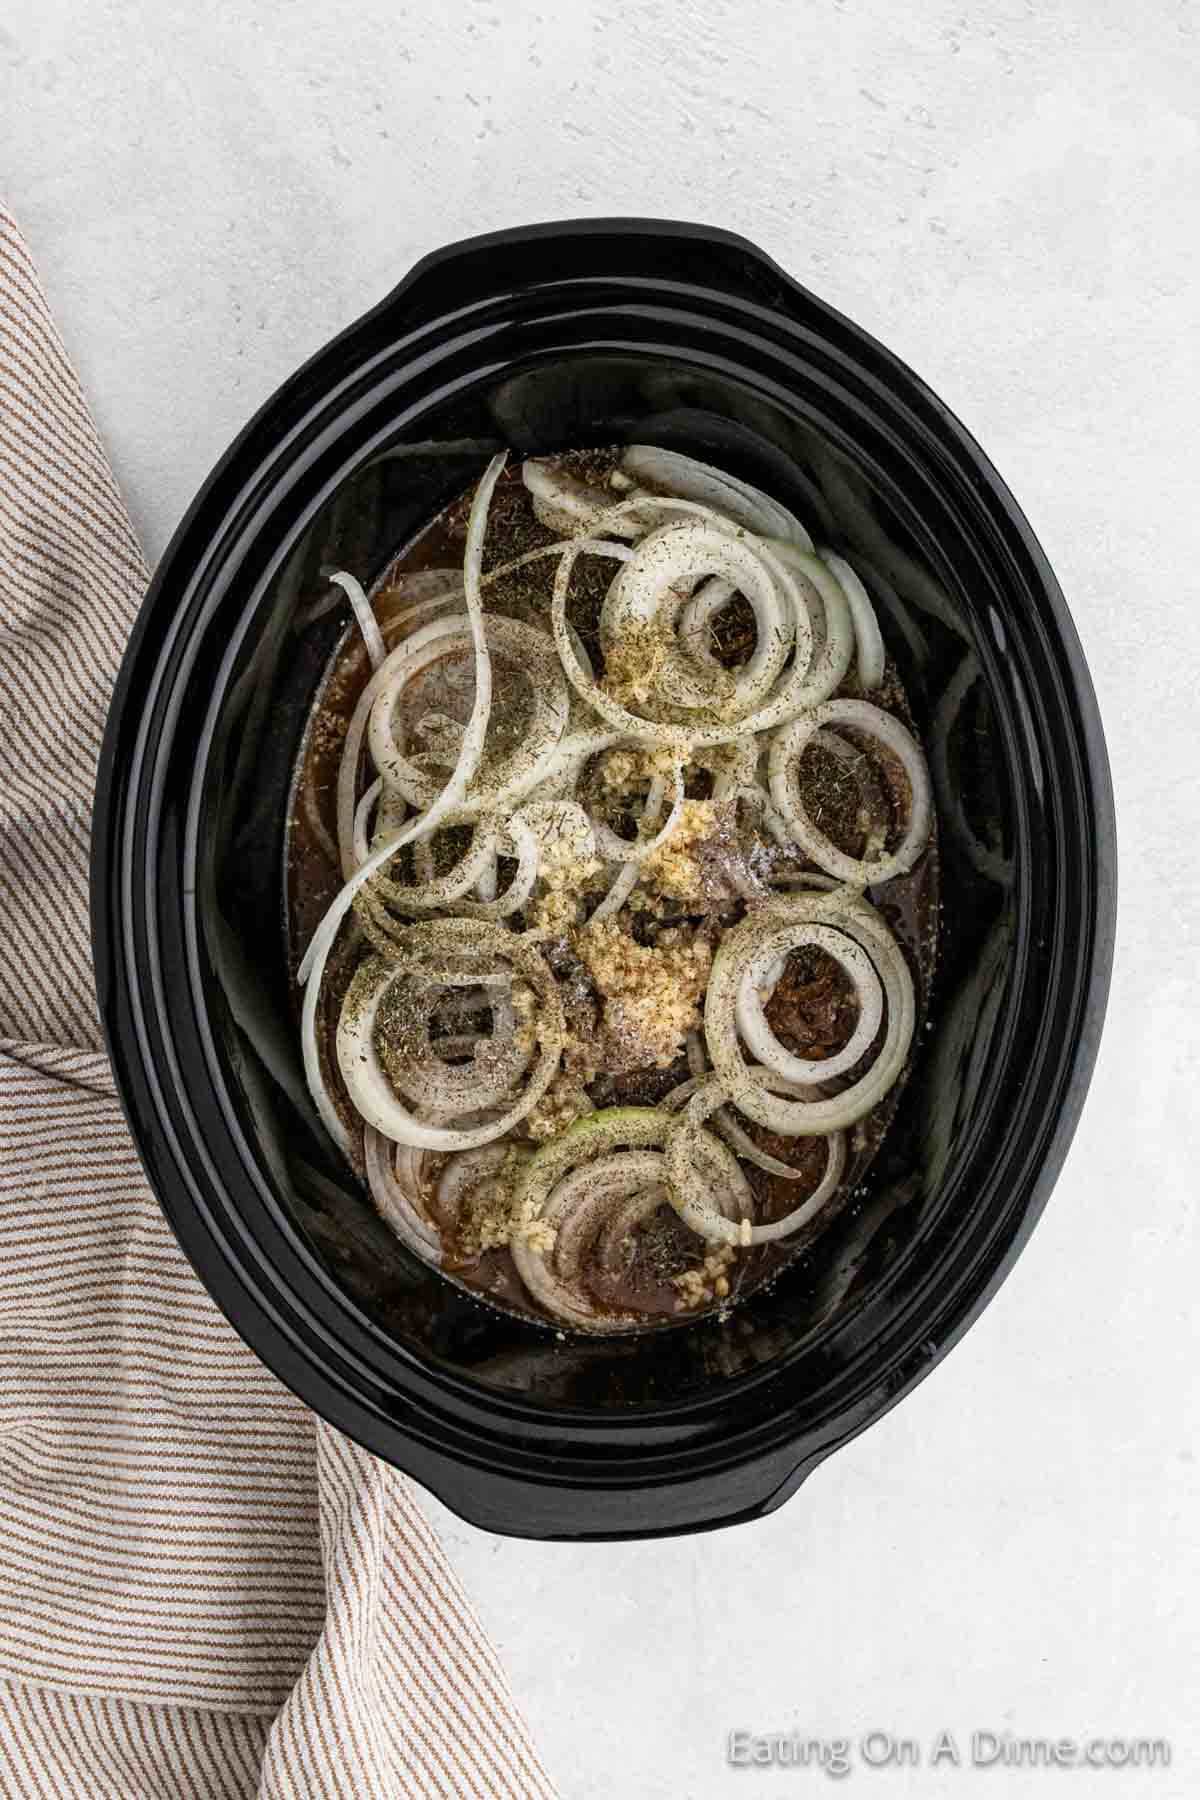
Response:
[0,202,558,1800]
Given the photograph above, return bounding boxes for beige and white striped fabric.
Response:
[0,201,558,1800]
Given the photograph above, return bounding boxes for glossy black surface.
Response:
[91,220,1115,1538]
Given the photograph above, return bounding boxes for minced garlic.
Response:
[525,811,602,936]
[600,625,668,706]
[511,1197,557,1257]
[640,797,719,903]
[524,1071,593,1141]
[575,915,712,1070]
[673,1243,738,1309]
[598,748,640,791]
[452,1144,533,1258]
[510,979,538,1054]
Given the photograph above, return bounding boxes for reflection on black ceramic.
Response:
[92,222,1115,1539]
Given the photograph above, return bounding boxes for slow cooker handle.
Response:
[371,217,819,328]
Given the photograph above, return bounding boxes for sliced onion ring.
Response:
[664,1069,806,1181]
[665,1077,846,1246]
[552,518,853,749]
[364,1126,441,1262]
[768,697,932,887]
[509,1107,749,1330]
[818,548,885,691]
[299,454,506,1152]
[703,889,915,1136]
[600,520,795,719]
[367,613,569,814]
[336,923,563,1152]
[522,458,643,539]
[324,568,386,670]
[620,445,812,545]
[735,922,884,1089]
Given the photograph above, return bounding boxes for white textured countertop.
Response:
[5,2,1198,1794]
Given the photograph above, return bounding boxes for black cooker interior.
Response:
[200,355,1015,1411]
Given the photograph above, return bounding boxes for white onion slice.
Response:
[601,521,795,718]
[411,839,436,887]
[552,525,851,749]
[474,853,498,903]
[335,923,563,1152]
[768,697,932,886]
[676,576,735,670]
[510,1110,669,1326]
[590,758,686,866]
[703,889,915,1136]
[364,1126,441,1261]
[552,1152,668,1281]
[432,1145,514,1241]
[588,861,640,925]
[663,1069,805,1180]
[336,612,477,879]
[367,813,503,914]
[299,454,506,1153]
[586,760,686,924]
[819,548,885,691]
[300,457,502,968]
[445,812,541,919]
[509,1107,749,1329]
[596,1184,674,1272]
[621,445,812,545]
[352,778,382,870]
[522,458,643,539]
[702,737,760,799]
[324,569,386,670]
[735,923,884,1088]
[379,980,530,1118]
[436,1144,510,1212]
[761,544,855,713]
[665,1077,847,1245]
[522,1151,669,1324]
[367,614,569,815]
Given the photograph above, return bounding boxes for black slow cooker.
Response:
[91,220,1115,1539]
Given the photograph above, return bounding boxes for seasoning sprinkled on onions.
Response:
[703,889,916,1137]
[768,697,932,887]
[665,1077,847,1246]
[336,922,564,1152]
[288,444,938,1331]
[509,1108,750,1327]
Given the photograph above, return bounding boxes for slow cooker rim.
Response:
[91,219,1115,1532]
